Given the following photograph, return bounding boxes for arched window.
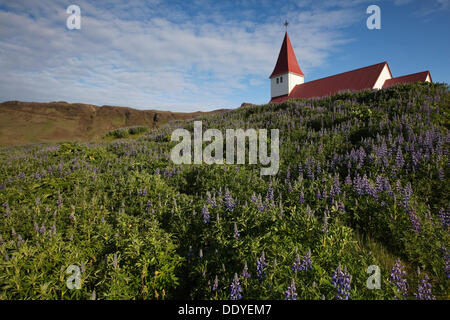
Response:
[280,76,283,83]
[276,78,279,84]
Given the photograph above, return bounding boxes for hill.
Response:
[0,82,448,300]
[0,101,228,146]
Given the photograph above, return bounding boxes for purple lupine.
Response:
[233,223,240,240]
[2,201,10,218]
[202,205,210,224]
[212,275,218,291]
[390,259,408,299]
[241,261,251,279]
[345,173,352,185]
[256,251,267,280]
[285,279,297,300]
[298,191,305,204]
[439,208,449,228]
[230,273,242,300]
[292,249,312,272]
[292,254,301,273]
[50,223,57,236]
[414,274,435,300]
[224,188,235,212]
[395,146,405,171]
[266,182,274,203]
[438,167,444,181]
[331,264,351,300]
[408,207,421,234]
[333,175,341,195]
[56,194,63,208]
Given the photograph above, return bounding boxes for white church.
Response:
[269,32,432,103]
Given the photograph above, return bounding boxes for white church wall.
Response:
[373,64,392,89]
[271,72,304,98]
[288,73,304,93]
[425,74,431,82]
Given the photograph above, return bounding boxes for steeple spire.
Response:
[269,32,304,78]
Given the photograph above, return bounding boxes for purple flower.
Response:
[299,191,305,204]
[224,188,236,212]
[292,249,312,272]
[241,261,251,279]
[230,273,242,300]
[439,208,449,228]
[256,251,267,280]
[233,223,240,240]
[331,264,351,300]
[390,259,408,299]
[202,205,210,224]
[408,207,421,234]
[285,279,297,300]
[212,275,219,291]
[414,274,435,300]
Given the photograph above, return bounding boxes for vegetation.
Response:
[0,82,448,300]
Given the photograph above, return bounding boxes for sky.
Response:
[0,0,449,112]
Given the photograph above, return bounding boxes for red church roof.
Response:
[269,32,304,78]
[383,71,431,88]
[270,61,391,103]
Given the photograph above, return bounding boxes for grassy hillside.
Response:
[0,101,227,146]
[0,82,448,300]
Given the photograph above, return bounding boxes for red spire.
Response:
[270,32,304,78]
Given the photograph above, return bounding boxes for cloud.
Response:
[1,0,435,111]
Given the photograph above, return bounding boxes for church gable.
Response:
[269,31,432,103]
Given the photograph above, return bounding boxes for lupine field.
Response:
[0,82,449,300]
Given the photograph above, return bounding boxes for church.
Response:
[269,32,432,103]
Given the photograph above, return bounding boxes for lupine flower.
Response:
[39,224,46,235]
[113,254,118,268]
[414,274,435,300]
[331,264,351,300]
[202,205,210,224]
[212,275,218,291]
[241,261,251,279]
[292,254,301,273]
[408,207,421,234]
[2,201,10,217]
[395,147,405,171]
[285,279,297,300]
[230,273,242,300]
[233,223,240,240]
[50,223,57,236]
[439,208,449,228]
[256,251,267,280]
[322,211,328,234]
[199,248,203,258]
[390,259,408,299]
[224,188,236,212]
[345,173,352,185]
[299,191,305,204]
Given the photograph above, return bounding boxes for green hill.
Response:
[0,82,448,300]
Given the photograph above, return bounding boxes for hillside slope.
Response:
[0,101,228,146]
[0,82,448,300]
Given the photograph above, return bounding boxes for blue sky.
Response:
[0,0,448,111]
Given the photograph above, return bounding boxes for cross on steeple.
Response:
[284,20,289,31]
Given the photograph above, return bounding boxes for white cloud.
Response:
[2,0,434,111]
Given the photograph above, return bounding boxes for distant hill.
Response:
[0,101,228,146]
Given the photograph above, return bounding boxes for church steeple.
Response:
[270,31,305,99]
[270,32,304,78]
